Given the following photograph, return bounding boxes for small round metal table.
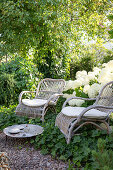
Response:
[3,124,43,143]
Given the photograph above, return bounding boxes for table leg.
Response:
[5,135,8,146]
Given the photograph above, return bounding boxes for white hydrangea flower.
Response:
[105,60,113,72]
[63,94,72,99]
[88,88,97,98]
[68,99,77,106]
[83,77,90,85]
[75,99,85,107]
[68,99,85,107]
[65,60,113,100]
[76,77,85,86]
[98,68,113,84]
[83,84,90,94]
[64,79,83,91]
[88,72,96,81]
[76,70,87,79]
[76,71,90,86]
[73,91,76,96]
[64,90,85,106]
[71,80,83,89]
[88,83,101,98]
[102,63,107,67]
[93,67,101,75]
[92,83,101,91]
[64,80,73,91]
[63,91,76,99]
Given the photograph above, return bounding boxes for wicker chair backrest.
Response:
[95,81,113,113]
[35,78,65,102]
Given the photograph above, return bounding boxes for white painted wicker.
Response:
[55,81,113,144]
[16,78,65,121]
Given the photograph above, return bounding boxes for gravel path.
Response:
[0,132,68,170]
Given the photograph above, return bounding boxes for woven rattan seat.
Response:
[16,78,65,121]
[55,81,113,144]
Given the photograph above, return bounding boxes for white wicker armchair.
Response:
[16,78,65,121]
[55,81,113,144]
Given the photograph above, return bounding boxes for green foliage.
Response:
[0,73,16,105]
[0,0,110,56]
[0,105,29,130]
[74,87,88,98]
[91,138,113,170]
[69,42,113,80]
[0,55,42,106]
[70,56,94,79]
[67,160,75,170]
[0,99,113,168]
[55,96,66,114]
[34,52,70,79]
[32,117,112,168]
[80,56,94,71]
[100,54,113,64]
[0,0,71,78]
[0,1,113,168]
[29,94,113,168]
[0,0,112,78]
[108,14,113,39]
[0,105,44,131]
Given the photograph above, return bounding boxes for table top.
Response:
[3,124,43,138]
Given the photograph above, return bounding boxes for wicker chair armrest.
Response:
[62,96,96,108]
[42,93,63,110]
[77,105,113,123]
[19,91,36,103]
[46,93,63,104]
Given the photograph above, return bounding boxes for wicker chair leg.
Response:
[41,112,45,122]
[66,120,111,144]
[102,121,111,134]
[41,107,49,121]
[67,120,78,144]
[67,137,71,144]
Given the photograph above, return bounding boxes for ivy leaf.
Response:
[73,136,81,143]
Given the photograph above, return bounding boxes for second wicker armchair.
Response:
[16,78,65,121]
[55,81,113,144]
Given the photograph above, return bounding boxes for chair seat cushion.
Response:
[22,99,48,107]
[62,106,108,119]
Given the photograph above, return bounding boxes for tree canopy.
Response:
[0,0,112,53]
[0,0,112,77]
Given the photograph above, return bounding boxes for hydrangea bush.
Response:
[63,60,113,107]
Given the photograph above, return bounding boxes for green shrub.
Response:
[91,138,113,170]
[70,56,94,79]
[69,54,113,80]
[34,50,70,79]
[0,73,16,105]
[0,105,29,130]
[0,55,42,106]
[108,14,113,39]
[100,54,113,64]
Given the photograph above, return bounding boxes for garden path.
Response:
[0,131,68,170]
